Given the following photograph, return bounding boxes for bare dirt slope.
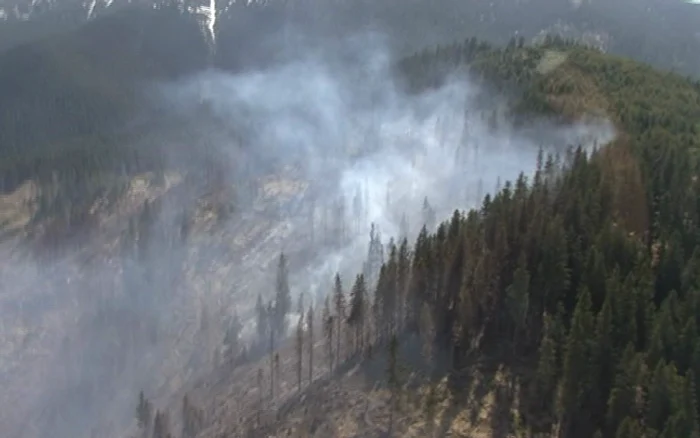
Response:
[164,332,532,438]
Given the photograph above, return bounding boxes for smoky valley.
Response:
[1,0,700,438]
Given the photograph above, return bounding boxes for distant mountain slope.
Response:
[2,0,700,74]
[0,5,210,238]
[0,0,697,245]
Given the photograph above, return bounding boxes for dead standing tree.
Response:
[307,304,314,383]
[323,296,335,374]
[295,314,304,391]
[333,273,346,366]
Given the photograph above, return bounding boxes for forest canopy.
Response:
[353,37,700,438]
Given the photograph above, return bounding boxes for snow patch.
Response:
[209,0,217,45]
[86,0,97,19]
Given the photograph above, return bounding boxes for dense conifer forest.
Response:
[355,39,700,437]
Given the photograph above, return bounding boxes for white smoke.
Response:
[161,30,615,303]
[0,29,616,438]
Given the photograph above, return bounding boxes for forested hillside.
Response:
[2,2,700,436]
[194,40,700,438]
[0,5,207,188]
[0,5,210,239]
[375,40,700,437]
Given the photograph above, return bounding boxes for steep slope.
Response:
[173,42,700,438]
[0,4,699,438]
[0,5,210,241]
[0,4,207,172]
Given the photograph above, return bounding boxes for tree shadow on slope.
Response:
[432,359,498,437]
[328,334,525,437]
[489,375,516,438]
[437,346,525,437]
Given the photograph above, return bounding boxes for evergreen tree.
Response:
[506,254,530,353]
[420,302,435,372]
[615,417,645,438]
[295,314,304,391]
[400,213,409,242]
[396,238,411,332]
[407,226,431,331]
[152,410,172,438]
[297,291,305,318]
[375,244,398,343]
[558,287,595,437]
[606,344,641,435]
[647,360,674,433]
[274,353,281,397]
[592,289,614,428]
[535,313,559,415]
[333,273,346,364]
[274,252,291,336]
[348,274,368,355]
[181,395,204,438]
[323,296,335,374]
[364,223,385,291]
[223,309,243,362]
[307,304,314,383]
[136,390,152,432]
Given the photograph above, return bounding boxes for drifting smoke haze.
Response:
[0,29,616,438]
[164,30,615,306]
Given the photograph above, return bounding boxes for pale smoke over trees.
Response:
[363,223,384,291]
[129,38,617,435]
[0,24,616,438]
[156,33,614,360]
